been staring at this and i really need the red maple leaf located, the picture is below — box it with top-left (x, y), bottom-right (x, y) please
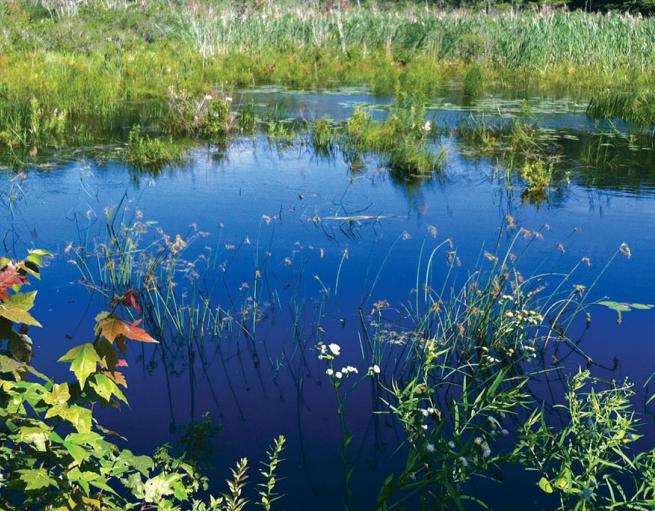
top-left (0, 266), bottom-right (25, 300)
top-left (121, 289), bottom-right (141, 314)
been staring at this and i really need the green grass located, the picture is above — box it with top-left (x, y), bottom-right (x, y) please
top-left (587, 89), bottom-right (655, 126)
top-left (1, 0), bottom-right (655, 160)
top-left (126, 125), bottom-right (186, 170)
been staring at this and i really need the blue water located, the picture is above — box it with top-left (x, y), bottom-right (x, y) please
top-left (2, 91), bottom-right (655, 510)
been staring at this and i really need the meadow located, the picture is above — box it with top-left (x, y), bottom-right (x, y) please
top-left (2, 2), bottom-right (655, 511)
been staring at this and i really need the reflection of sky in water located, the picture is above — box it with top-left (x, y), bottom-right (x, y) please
top-left (1, 96), bottom-right (655, 510)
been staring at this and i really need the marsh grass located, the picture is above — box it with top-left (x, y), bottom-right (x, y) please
top-left (459, 115), bottom-right (564, 197)
top-left (587, 89), bottom-right (655, 127)
top-left (126, 125), bottom-right (186, 170)
top-left (2, 2), bottom-right (655, 162)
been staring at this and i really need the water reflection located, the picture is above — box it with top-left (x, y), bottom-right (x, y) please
top-left (1, 91), bottom-right (655, 510)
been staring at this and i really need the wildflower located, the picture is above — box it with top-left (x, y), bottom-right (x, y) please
top-left (422, 120), bottom-right (432, 133)
top-left (328, 343), bottom-right (341, 356)
top-left (335, 371), bottom-right (343, 379)
top-left (426, 443), bottom-right (435, 453)
top-left (343, 365), bottom-right (358, 374)
top-left (326, 368), bottom-right (334, 376)
top-left (367, 364), bottom-right (381, 376)
top-left (448, 441), bottom-right (455, 449)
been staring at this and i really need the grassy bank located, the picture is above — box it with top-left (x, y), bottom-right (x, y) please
top-left (1, 1), bottom-right (655, 161)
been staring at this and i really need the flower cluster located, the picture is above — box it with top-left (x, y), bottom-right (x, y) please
top-left (326, 365), bottom-right (358, 379)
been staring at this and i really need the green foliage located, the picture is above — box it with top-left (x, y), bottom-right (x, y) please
top-left (311, 117), bottom-right (338, 156)
top-left (343, 97), bottom-right (446, 176)
top-left (463, 63), bottom-right (484, 101)
top-left (2, 2), bottom-right (655, 164)
top-left (126, 124), bottom-right (185, 170)
top-left (460, 115), bottom-right (563, 201)
top-left (588, 89), bottom-right (655, 127)
top-left (514, 370), bottom-right (655, 510)
top-left (0, 251), bottom-right (287, 510)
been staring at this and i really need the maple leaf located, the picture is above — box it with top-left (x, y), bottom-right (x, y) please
top-left (122, 289), bottom-right (141, 314)
top-left (0, 266), bottom-right (25, 300)
top-left (59, 343), bottom-right (101, 389)
top-left (96, 313), bottom-right (157, 343)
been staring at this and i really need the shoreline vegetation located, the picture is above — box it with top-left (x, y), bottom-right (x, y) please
top-left (2, 1), bottom-right (655, 163)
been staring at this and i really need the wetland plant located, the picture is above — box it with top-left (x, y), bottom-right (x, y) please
top-left (587, 89), bottom-right (655, 127)
top-left (463, 63), bottom-right (484, 102)
top-left (126, 124), bottom-right (186, 170)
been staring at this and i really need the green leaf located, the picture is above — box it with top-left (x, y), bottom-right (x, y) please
top-left (4, 291), bottom-right (37, 311)
top-left (43, 383), bottom-right (71, 406)
top-left (91, 373), bottom-right (127, 404)
top-left (538, 477), bottom-right (554, 494)
top-left (0, 353), bottom-right (25, 375)
top-left (18, 426), bottom-right (50, 451)
top-left (17, 468), bottom-right (56, 491)
top-left (59, 405), bottom-right (93, 434)
top-left (0, 302), bottom-right (41, 326)
top-left (59, 343), bottom-right (101, 389)
top-left (598, 300), bottom-right (631, 312)
top-left (64, 441), bottom-right (90, 464)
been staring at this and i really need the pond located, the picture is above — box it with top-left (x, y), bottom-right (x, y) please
top-left (2, 89), bottom-right (655, 510)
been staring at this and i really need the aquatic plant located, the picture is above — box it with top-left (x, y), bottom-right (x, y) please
top-left (514, 370), bottom-right (654, 510)
top-left (126, 124), bottom-right (186, 170)
top-left (2, 2), bottom-right (655, 162)
top-left (342, 98), bottom-right (446, 176)
top-left (463, 63), bottom-right (484, 101)
top-left (587, 89), bottom-right (655, 127)
top-left (459, 114), bottom-right (563, 199)
top-left (310, 117), bottom-right (338, 156)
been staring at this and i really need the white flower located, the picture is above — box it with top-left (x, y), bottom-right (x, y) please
top-left (422, 121), bottom-right (432, 132)
top-left (328, 343), bottom-right (341, 356)
top-left (335, 371), bottom-right (343, 379)
top-left (367, 364), bottom-right (381, 376)
top-left (326, 368), bottom-right (334, 376)
top-left (426, 443), bottom-right (435, 453)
